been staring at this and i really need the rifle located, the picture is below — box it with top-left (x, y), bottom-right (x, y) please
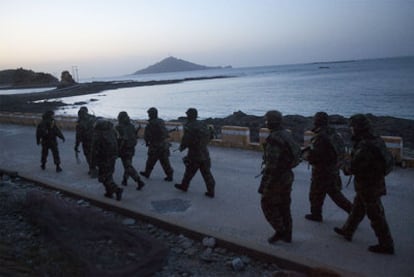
top-left (75, 149), bottom-right (81, 164)
top-left (168, 126), bottom-right (179, 133)
top-left (345, 175), bottom-right (353, 188)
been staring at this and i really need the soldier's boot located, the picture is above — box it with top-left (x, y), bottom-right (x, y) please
top-left (164, 174), bottom-right (173, 182)
top-left (369, 223), bottom-right (394, 254)
top-left (174, 183), bottom-right (188, 192)
top-left (56, 164), bottom-right (62, 173)
top-left (368, 244), bottom-right (394, 255)
top-left (136, 179), bottom-right (145, 190)
top-left (89, 168), bottom-right (98, 178)
top-left (104, 191), bottom-right (113, 199)
top-left (305, 214), bottom-right (323, 222)
top-left (204, 185), bottom-right (215, 198)
top-left (284, 232), bottom-right (292, 243)
top-left (115, 187), bottom-right (123, 201)
top-left (268, 231), bottom-right (291, 244)
top-left (333, 227), bottom-right (353, 241)
top-left (305, 207), bottom-right (323, 222)
top-left (130, 173), bottom-right (145, 190)
top-left (41, 163), bottom-right (46, 170)
top-left (164, 168), bottom-right (174, 182)
top-left (121, 176), bottom-right (128, 186)
top-left (139, 170), bottom-right (150, 179)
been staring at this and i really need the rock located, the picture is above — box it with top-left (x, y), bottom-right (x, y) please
top-left (202, 237), bottom-right (216, 248)
top-left (231, 257), bottom-right (245, 271)
top-left (58, 70), bottom-right (77, 88)
top-left (122, 218), bottom-right (136, 225)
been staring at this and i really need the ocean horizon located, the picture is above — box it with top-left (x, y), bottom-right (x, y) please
top-left (3, 56), bottom-right (414, 121)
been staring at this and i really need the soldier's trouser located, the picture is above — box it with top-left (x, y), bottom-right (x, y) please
top-left (120, 154), bottom-right (141, 182)
top-left (41, 142), bottom-right (60, 165)
top-left (145, 151), bottom-right (173, 177)
top-left (98, 159), bottom-right (118, 193)
top-left (309, 181), bottom-right (352, 215)
top-left (261, 194), bottom-right (292, 236)
top-left (181, 158), bottom-right (215, 193)
top-left (82, 142), bottom-right (94, 170)
top-left (342, 192), bottom-right (394, 247)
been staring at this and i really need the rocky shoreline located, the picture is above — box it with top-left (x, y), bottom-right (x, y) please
top-left (1, 80), bottom-right (413, 150)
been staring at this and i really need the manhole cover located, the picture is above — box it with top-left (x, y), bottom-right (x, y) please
top-left (151, 198), bottom-right (191, 214)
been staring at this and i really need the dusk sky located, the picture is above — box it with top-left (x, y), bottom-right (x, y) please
top-left (1, 0), bottom-right (413, 79)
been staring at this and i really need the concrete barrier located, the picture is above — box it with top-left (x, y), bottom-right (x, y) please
top-left (221, 126), bottom-right (250, 147)
top-left (382, 135), bottom-right (403, 164)
top-left (0, 112), bottom-right (412, 168)
top-left (259, 128), bottom-right (270, 144)
top-left (132, 120), bottom-right (183, 142)
top-left (304, 131), bottom-right (314, 147)
top-left (303, 130), bottom-right (405, 166)
top-left (165, 122), bottom-right (183, 142)
top-left (134, 120), bottom-right (148, 138)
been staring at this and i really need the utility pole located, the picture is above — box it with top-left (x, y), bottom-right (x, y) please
top-left (71, 66), bottom-right (79, 82)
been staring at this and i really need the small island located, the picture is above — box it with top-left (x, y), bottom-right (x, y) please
top-left (133, 56), bottom-right (231, 74)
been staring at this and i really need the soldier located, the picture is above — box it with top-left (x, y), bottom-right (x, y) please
top-left (91, 118), bottom-right (123, 201)
top-left (140, 107), bottom-right (174, 181)
top-left (259, 110), bottom-right (301, 244)
top-left (115, 111), bottom-right (145, 190)
top-left (302, 112), bottom-right (352, 222)
top-left (175, 108), bottom-right (215, 198)
top-left (74, 106), bottom-right (97, 177)
top-left (36, 110), bottom-right (65, 172)
top-left (334, 114), bottom-right (394, 254)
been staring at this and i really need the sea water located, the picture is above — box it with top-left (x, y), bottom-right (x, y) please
top-left (7, 56), bottom-right (414, 120)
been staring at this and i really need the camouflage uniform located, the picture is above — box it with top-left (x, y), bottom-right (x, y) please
top-left (116, 111), bottom-right (145, 190)
top-left (304, 112), bottom-right (352, 222)
top-left (140, 107), bottom-right (173, 181)
top-left (260, 110), bottom-right (299, 243)
top-left (334, 114), bottom-right (394, 254)
top-left (91, 119), bottom-right (123, 201)
top-left (36, 110), bottom-right (65, 172)
top-left (74, 107), bottom-right (97, 176)
top-left (175, 108), bottom-right (215, 198)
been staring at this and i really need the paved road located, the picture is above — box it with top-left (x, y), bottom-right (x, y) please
top-left (1, 123), bottom-right (413, 276)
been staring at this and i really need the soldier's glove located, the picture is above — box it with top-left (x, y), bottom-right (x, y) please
top-left (61, 137), bottom-right (65, 143)
top-left (74, 145), bottom-right (79, 152)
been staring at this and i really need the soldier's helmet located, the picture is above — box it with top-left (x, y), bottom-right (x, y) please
top-left (349, 114), bottom-right (371, 132)
top-left (147, 107), bottom-right (158, 119)
top-left (117, 111), bottom-right (130, 124)
top-left (186, 108), bottom-right (198, 120)
top-left (78, 106), bottom-right (88, 118)
top-left (42, 110), bottom-right (54, 120)
top-left (314, 111), bottom-right (329, 127)
top-left (94, 118), bottom-right (113, 131)
top-left (265, 110), bottom-right (282, 129)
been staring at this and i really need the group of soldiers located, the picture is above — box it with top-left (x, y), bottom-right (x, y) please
top-left (35, 107), bottom-right (394, 255)
top-left (36, 106), bottom-right (216, 201)
top-left (260, 110), bottom-right (394, 255)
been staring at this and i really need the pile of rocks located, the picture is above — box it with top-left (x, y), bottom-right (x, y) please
top-left (0, 175), bottom-right (304, 277)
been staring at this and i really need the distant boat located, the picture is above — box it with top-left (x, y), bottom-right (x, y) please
top-left (319, 66), bottom-right (330, 69)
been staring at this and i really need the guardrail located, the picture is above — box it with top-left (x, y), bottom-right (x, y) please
top-left (0, 112), bottom-right (411, 167)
